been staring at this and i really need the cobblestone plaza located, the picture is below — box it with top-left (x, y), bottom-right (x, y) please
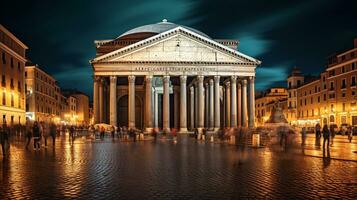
top-left (0, 134), bottom-right (356, 199)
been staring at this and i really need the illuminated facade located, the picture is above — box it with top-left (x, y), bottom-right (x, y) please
top-left (25, 64), bottom-right (62, 123)
top-left (62, 90), bottom-right (90, 125)
top-left (91, 20), bottom-right (261, 132)
top-left (255, 88), bottom-right (287, 126)
top-left (0, 24), bottom-right (28, 125)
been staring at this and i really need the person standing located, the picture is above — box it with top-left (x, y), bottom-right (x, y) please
top-left (25, 118), bottom-right (32, 149)
top-left (100, 126), bottom-right (105, 140)
top-left (110, 125), bottom-right (115, 139)
top-left (322, 124), bottom-right (330, 150)
top-left (69, 125), bottom-right (75, 144)
top-left (301, 127), bottom-right (307, 146)
top-left (50, 122), bottom-right (57, 146)
top-left (42, 121), bottom-right (49, 147)
top-left (32, 121), bottom-right (41, 150)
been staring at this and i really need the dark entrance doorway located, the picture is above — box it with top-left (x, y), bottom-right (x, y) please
top-left (117, 95), bottom-right (143, 129)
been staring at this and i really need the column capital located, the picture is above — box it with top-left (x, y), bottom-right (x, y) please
top-left (214, 75), bottom-right (220, 82)
top-left (180, 75), bottom-right (187, 83)
top-left (163, 75), bottom-right (170, 84)
top-left (209, 79), bottom-right (214, 85)
top-left (110, 76), bottom-right (117, 83)
top-left (231, 75), bottom-right (237, 83)
top-left (94, 76), bottom-right (101, 82)
top-left (249, 76), bottom-right (255, 82)
top-left (242, 79), bottom-right (247, 86)
top-left (190, 86), bottom-right (194, 93)
top-left (128, 75), bottom-right (136, 83)
top-left (145, 75), bottom-right (153, 82)
top-left (225, 81), bottom-right (230, 87)
top-left (197, 75), bottom-right (204, 82)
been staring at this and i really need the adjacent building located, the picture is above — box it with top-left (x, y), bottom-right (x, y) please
top-left (25, 64), bottom-right (62, 123)
top-left (257, 38), bottom-right (357, 127)
top-left (0, 25), bottom-right (28, 125)
top-left (62, 89), bottom-right (90, 125)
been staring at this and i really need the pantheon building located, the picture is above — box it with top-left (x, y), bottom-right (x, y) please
top-left (90, 20), bottom-right (261, 133)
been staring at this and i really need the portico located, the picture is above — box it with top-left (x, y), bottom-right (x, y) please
top-left (91, 20), bottom-right (261, 133)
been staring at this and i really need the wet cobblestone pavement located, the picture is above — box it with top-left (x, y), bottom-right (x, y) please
top-left (0, 134), bottom-right (356, 199)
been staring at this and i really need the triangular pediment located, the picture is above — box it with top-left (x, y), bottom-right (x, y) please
top-left (91, 26), bottom-right (261, 65)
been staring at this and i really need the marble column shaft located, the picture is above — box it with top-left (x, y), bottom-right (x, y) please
top-left (205, 83), bottom-right (209, 128)
top-left (248, 77), bottom-right (255, 128)
top-left (225, 82), bottom-right (231, 128)
top-left (145, 76), bottom-right (153, 131)
top-left (214, 76), bottom-right (220, 130)
top-left (180, 76), bottom-right (187, 132)
top-left (231, 76), bottom-right (237, 128)
top-left (163, 75), bottom-right (170, 132)
top-left (128, 75), bottom-right (136, 129)
top-left (190, 86), bottom-right (195, 130)
top-left (237, 81), bottom-right (242, 127)
top-left (197, 75), bottom-right (204, 129)
top-left (109, 76), bottom-right (117, 126)
top-left (209, 79), bottom-right (214, 129)
top-left (93, 76), bottom-right (100, 124)
top-left (99, 78), bottom-right (104, 123)
top-left (242, 79), bottom-right (248, 127)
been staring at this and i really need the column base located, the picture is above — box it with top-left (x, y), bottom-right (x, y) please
top-left (179, 128), bottom-right (188, 133)
top-left (163, 128), bottom-right (171, 134)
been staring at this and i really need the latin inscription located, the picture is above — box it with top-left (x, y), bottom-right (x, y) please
top-left (134, 66), bottom-right (216, 72)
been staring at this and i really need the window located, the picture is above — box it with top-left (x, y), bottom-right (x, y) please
top-left (352, 91), bottom-right (356, 96)
top-left (352, 76), bottom-right (356, 86)
top-left (318, 96), bottom-right (320, 102)
top-left (288, 82), bottom-right (291, 88)
top-left (341, 55), bottom-right (345, 61)
top-left (17, 62), bottom-right (21, 72)
top-left (341, 79), bottom-right (346, 89)
top-left (297, 80), bottom-right (301, 86)
top-left (18, 81), bottom-right (21, 92)
top-left (323, 84), bottom-right (326, 90)
top-left (342, 92), bottom-right (346, 97)
top-left (342, 66), bottom-right (345, 73)
top-left (331, 104), bottom-right (334, 112)
top-left (311, 97), bottom-right (313, 104)
top-left (330, 82), bottom-right (334, 90)
top-left (342, 103), bottom-right (346, 112)
top-left (324, 94), bottom-right (326, 101)
top-left (25, 71), bottom-right (27, 77)
top-left (304, 99), bottom-right (307, 105)
top-left (329, 70), bottom-right (335, 77)
top-left (10, 57), bottom-right (14, 68)
top-left (352, 62), bottom-right (356, 70)
top-left (10, 78), bottom-right (14, 89)
top-left (1, 52), bottom-right (5, 64)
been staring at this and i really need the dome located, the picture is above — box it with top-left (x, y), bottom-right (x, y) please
top-left (117, 19), bottom-right (210, 39)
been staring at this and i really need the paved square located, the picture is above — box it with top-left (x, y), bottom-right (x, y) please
top-left (0, 134), bottom-right (356, 199)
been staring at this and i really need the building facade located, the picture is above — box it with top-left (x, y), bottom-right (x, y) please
top-left (91, 20), bottom-right (261, 132)
top-left (25, 64), bottom-right (62, 123)
top-left (62, 90), bottom-right (90, 125)
top-left (0, 24), bottom-right (28, 125)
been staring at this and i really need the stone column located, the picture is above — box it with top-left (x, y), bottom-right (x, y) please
top-left (225, 81), bottom-right (231, 128)
top-left (99, 78), bottom-right (104, 123)
top-left (145, 75), bottom-right (153, 132)
top-left (180, 76), bottom-right (187, 133)
top-left (128, 75), bottom-right (136, 129)
top-left (242, 79), bottom-right (248, 127)
top-left (197, 75), bottom-right (204, 131)
top-left (209, 79), bottom-right (214, 129)
top-left (248, 77), bottom-right (255, 128)
top-left (109, 76), bottom-right (117, 126)
top-left (205, 83), bottom-right (209, 128)
top-left (174, 87), bottom-right (179, 129)
top-left (214, 76), bottom-right (220, 130)
top-left (93, 76), bottom-right (100, 124)
top-left (230, 76), bottom-right (237, 128)
top-left (163, 75), bottom-right (170, 133)
top-left (194, 83), bottom-right (198, 128)
top-left (154, 89), bottom-right (159, 129)
top-left (190, 86), bottom-right (194, 130)
top-left (237, 81), bottom-right (242, 127)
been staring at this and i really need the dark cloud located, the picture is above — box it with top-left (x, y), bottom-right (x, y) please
top-left (1, 0), bottom-right (356, 98)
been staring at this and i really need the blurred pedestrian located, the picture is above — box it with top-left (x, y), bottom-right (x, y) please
top-left (1, 120), bottom-right (10, 156)
top-left (347, 126), bottom-right (353, 143)
top-left (315, 123), bottom-right (321, 138)
top-left (329, 124), bottom-right (335, 146)
top-left (25, 118), bottom-right (32, 149)
top-left (322, 125), bottom-right (330, 150)
top-left (32, 121), bottom-right (41, 150)
top-left (50, 122), bottom-right (57, 146)
top-left (100, 126), bottom-right (105, 140)
top-left (301, 127), bottom-right (307, 146)
top-left (69, 125), bottom-right (75, 144)
top-left (110, 125), bottom-right (115, 139)
top-left (42, 121), bottom-right (49, 147)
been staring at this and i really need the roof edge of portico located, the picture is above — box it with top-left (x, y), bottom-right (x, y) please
top-left (90, 26), bottom-right (262, 65)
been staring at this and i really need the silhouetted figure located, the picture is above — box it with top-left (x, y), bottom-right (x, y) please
top-left (110, 125), bottom-right (115, 139)
top-left (100, 126), bottom-right (105, 140)
top-left (315, 123), bottom-right (321, 138)
top-left (50, 122), bottom-right (57, 146)
top-left (322, 125), bottom-right (330, 150)
top-left (69, 126), bottom-right (75, 144)
top-left (301, 127), bottom-right (307, 146)
top-left (32, 121), bottom-right (41, 150)
top-left (42, 121), bottom-right (49, 147)
top-left (329, 124), bottom-right (335, 146)
top-left (1, 121), bottom-right (10, 156)
top-left (25, 118), bottom-right (32, 149)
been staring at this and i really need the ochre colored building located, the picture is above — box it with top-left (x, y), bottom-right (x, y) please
top-left (0, 24), bottom-right (28, 125)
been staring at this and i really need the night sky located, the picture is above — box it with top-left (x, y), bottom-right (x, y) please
top-left (1, 0), bottom-right (356, 99)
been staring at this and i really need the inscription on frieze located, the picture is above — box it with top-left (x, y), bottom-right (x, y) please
top-left (134, 66), bottom-right (216, 72)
